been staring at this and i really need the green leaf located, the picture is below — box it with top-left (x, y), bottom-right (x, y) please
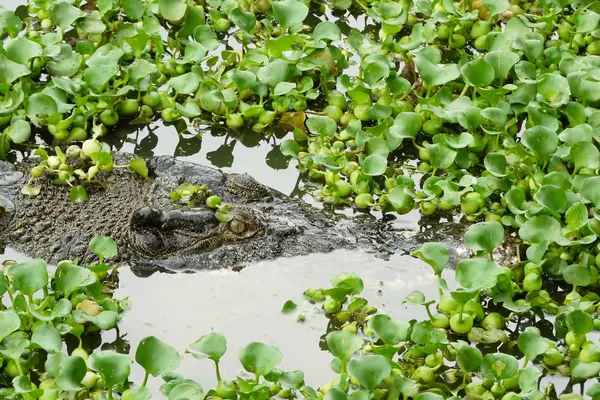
top-left (347, 355), bottom-right (391, 392)
top-left (581, 176), bottom-right (600, 207)
top-left (70, 185), bottom-right (88, 204)
top-left (367, 314), bottom-right (409, 345)
top-left (51, 2), bottom-right (86, 31)
top-left (482, 0), bottom-right (510, 15)
top-left (519, 215), bottom-right (561, 244)
top-left (572, 361), bottom-right (600, 381)
top-left (456, 345), bottom-right (483, 372)
top-left (230, 8), bottom-right (256, 33)
top-left (314, 21), bottom-right (341, 43)
top-left (461, 58), bottom-right (495, 87)
top-left (410, 321), bottom-right (447, 345)
top-left (465, 221), bottom-right (504, 255)
top-left (129, 158), bottom-right (149, 178)
top-left (280, 139), bottom-right (300, 158)
top-left (72, 310), bottom-right (119, 330)
top-left (127, 59), bottom-right (158, 83)
top-left (239, 342), bottom-right (282, 377)
top-left (534, 185), bottom-right (567, 212)
top-left (47, 52), bottom-right (83, 77)
top-left (537, 73), bottom-right (570, 107)
top-left (0, 10), bottom-right (23, 37)
top-left (484, 51), bottom-right (520, 82)
top-left (88, 350), bottom-right (132, 388)
top-left (0, 55), bottom-right (31, 84)
top-left (89, 236), bottom-right (118, 259)
top-left (517, 327), bottom-right (549, 360)
top-left (362, 154), bottom-right (387, 176)
top-left (31, 325), bottom-right (62, 353)
top-left (184, 42), bottom-right (206, 64)
top-left (54, 261), bottom-right (96, 298)
top-left (170, 72), bottom-right (201, 94)
top-left (414, 49), bottom-right (460, 87)
top-left (484, 152), bottom-right (507, 177)
top-left (563, 264), bottom-right (594, 287)
top-left (480, 353), bottom-right (518, 381)
top-left (281, 300), bottom-right (297, 314)
top-left (274, 82), bottom-right (297, 96)
top-left (427, 143), bottom-right (457, 169)
top-left (522, 125), bottom-right (558, 165)
top-left (86, 44), bottom-right (125, 67)
top-left (26, 93), bottom-right (58, 117)
top-left (307, 115), bottom-right (336, 136)
top-left (122, 387), bottom-right (152, 400)
top-left (258, 59), bottom-right (289, 88)
top-left (231, 70), bottom-right (257, 92)
top-left (136, 336), bottom-right (181, 377)
top-left (5, 38), bottom-right (42, 65)
top-left (5, 259), bottom-right (48, 296)
top-left (411, 242), bottom-right (449, 276)
top-left (456, 258), bottom-right (504, 289)
top-left (389, 112), bottom-right (421, 139)
top-left (331, 272), bottom-right (364, 294)
top-left (159, 0), bottom-right (187, 22)
top-left (566, 310), bottom-right (594, 335)
top-left (326, 331), bottom-right (363, 362)
top-left (0, 311), bottom-right (21, 342)
top-left (46, 354), bottom-right (87, 391)
top-left (4, 120), bottom-right (31, 144)
top-left (571, 141), bottom-right (600, 172)
top-left (271, 0), bottom-right (309, 30)
top-left (189, 332), bottom-right (227, 360)
top-left (363, 61), bottom-right (389, 87)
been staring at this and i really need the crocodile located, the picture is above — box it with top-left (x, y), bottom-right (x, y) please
top-left (0, 152), bottom-right (518, 277)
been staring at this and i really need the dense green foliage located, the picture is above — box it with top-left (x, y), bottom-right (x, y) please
top-left (3, 0), bottom-right (600, 398)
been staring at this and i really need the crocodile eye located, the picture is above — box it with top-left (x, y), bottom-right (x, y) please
top-left (230, 219), bottom-right (246, 234)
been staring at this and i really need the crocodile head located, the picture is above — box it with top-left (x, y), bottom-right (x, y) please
top-left (128, 205), bottom-right (264, 259)
top-left (119, 155), bottom-right (352, 276)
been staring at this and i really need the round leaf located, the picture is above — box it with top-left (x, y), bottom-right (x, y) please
top-left (347, 355), bottom-right (391, 392)
top-left (89, 236), bottom-right (118, 259)
top-left (456, 258), bottom-right (503, 289)
top-left (361, 154), bottom-right (387, 176)
top-left (516, 327), bottom-right (549, 360)
top-left (519, 215), bottom-right (561, 244)
top-left (465, 221), bottom-right (504, 255)
top-left (326, 331), bottom-right (363, 362)
top-left (239, 342), bottom-right (282, 376)
top-left (411, 242), bottom-right (449, 276)
top-left (31, 325), bottom-right (62, 353)
top-left (461, 58), bottom-right (495, 87)
top-left (367, 314), bottom-right (409, 345)
top-left (5, 259), bottom-right (48, 296)
top-left (136, 336), bottom-right (181, 377)
top-left (480, 353), bottom-right (518, 381)
top-left (189, 332), bottom-right (227, 360)
top-left (88, 350), bottom-right (132, 388)
top-left (4, 120), bottom-right (31, 144)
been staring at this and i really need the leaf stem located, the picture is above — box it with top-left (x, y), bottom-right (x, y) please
top-left (142, 371), bottom-right (149, 387)
top-left (214, 360), bottom-right (222, 382)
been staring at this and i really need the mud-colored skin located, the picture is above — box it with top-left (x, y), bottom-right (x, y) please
top-left (0, 153), bottom-right (517, 276)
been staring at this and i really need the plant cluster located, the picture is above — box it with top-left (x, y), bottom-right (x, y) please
top-left (0, 229), bottom-right (599, 399)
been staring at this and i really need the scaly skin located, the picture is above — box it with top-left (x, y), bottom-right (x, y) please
top-left (0, 153), bottom-right (518, 276)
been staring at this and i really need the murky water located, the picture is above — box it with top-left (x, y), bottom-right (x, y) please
top-left (2, 246), bottom-right (441, 393)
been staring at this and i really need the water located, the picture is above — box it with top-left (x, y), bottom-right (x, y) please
top-left (2, 246), bottom-right (441, 393)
